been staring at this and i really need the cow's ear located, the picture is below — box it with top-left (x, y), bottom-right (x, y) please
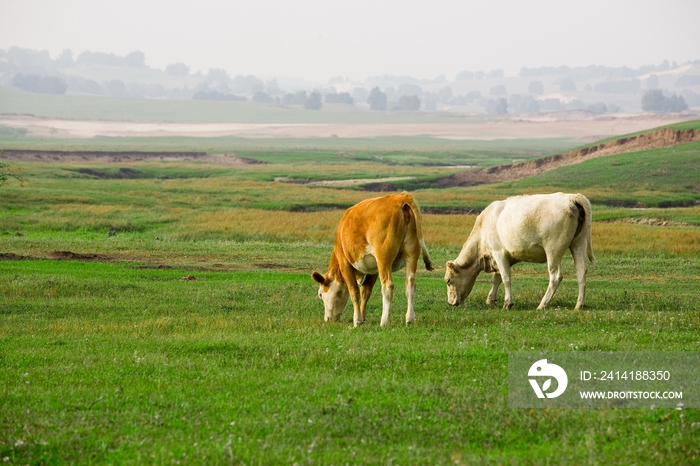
top-left (446, 261), bottom-right (458, 273)
top-left (312, 271), bottom-right (327, 285)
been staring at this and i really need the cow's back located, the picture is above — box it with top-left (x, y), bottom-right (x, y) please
top-left (336, 193), bottom-right (415, 266)
top-left (493, 193), bottom-right (581, 261)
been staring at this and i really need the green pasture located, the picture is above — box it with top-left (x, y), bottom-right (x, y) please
top-left (1, 126), bottom-right (700, 464)
top-left (0, 85), bottom-right (485, 124)
top-left (0, 133), bottom-right (577, 169)
top-left (1, 246), bottom-right (699, 465)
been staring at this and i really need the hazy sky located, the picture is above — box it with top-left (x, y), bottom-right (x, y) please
top-left (1, 0), bottom-right (698, 82)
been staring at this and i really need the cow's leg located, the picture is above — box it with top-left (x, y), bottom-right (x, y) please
top-left (339, 262), bottom-right (363, 327)
top-left (492, 255), bottom-right (513, 309)
top-left (486, 272), bottom-right (502, 305)
top-left (379, 276), bottom-right (394, 327)
top-left (376, 262), bottom-right (395, 327)
top-left (359, 274), bottom-right (378, 324)
top-left (538, 253), bottom-right (564, 310)
top-left (570, 243), bottom-right (588, 310)
top-left (404, 256), bottom-right (419, 325)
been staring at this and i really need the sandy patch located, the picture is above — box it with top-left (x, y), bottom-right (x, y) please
top-left (0, 113), bottom-right (695, 141)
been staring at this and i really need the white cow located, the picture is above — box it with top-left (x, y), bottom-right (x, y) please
top-left (445, 193), bottom-right (594, 310)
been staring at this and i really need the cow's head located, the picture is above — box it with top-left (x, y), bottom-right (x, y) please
top-left (444, 261), bottom-right (479, 306)
top-left (312, 271), bottom-right (349, 322)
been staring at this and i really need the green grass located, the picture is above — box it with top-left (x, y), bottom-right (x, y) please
top-left (2, 128), bottom-right (700, 463)
top-left (1, 251), bottom-right (699, 464)
top-left (486, 139), bottom-right (700, 208)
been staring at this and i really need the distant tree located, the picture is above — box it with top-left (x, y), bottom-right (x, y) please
top-left (0, 126), bottom-right (28, 137)
top-left (124, 51), bottom-right (146, 67)
top-left (456, 70), bottom-right (474, 80)
top-left (665, 94), bottom-right (688, 112)
top-left (509, 94), bottom-right (523, 111)
top-left (398, 95), bottom-right (420, 111)
top-left (437, 86), bottom-right (453, 103)
top-left (397, 83), bottom-right (423, 98)
top-left (56, 49), bottom-right (74, 68)
top-left (165, 62), bottom-right (190, 76)
top-left (231, 74), bottom-right (264, 93)
top-left (192, 90), bottom-right (246, 101)
top-left (485, 98), bottom-right (507, 115)
top-left (290, 90), bottom-right (308, 105)
top-left (465, 90), bottom-right (481, 102)
top-left (11, 74), bottom-right (67, 94)
top-left (304, 91), bottom-right (323, 110)
top-left (105, 80), bottom-right (126, 97)
top-left (474, 71), bottom-right (485, 80)
top-left (206, 68), bottom-right (230, 84)
top-left (518, 95), bottom-right (540, 113)
top-left (325, 92), bottom-right (354, 105)
top-left (586, 102), bottom-right (607, 113)
top-left (567, 99), bottom-right (585, 110)
top-left (487, 69), bottom-right (504, 79)
top-left (558, 77), bottom-right (577, 91)
top-left (423, 94), bottom-right (437, 111)
top-left (495, 98), bottom-right (508, 115)
top-left (352, 87), bottom-right (369, 104)
top-left (367, 87), bottom-right (388, 110)
top-left (265, 79), bottom-right (282, 95)
top-left (489, 84), bottom-right (506, 96)
top-left (646, 74), bottom-right (659, 90)
top-left (540, 98), bottom-right (562, 112)
top-left (528, 81), bottom-right (544, 95)
top-left (641, 89), bottom-right (666, 111)
top-left (253, 91), bottom-right (273, 103)
top-left (83, 79), bottom-right (105, 95)
top-left (5, 46), bottom-right (52, 68)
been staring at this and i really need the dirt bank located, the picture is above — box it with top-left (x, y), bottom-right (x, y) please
top-left (431, 128), bottom-right (700, 188)
top-left (0, 149), bottom-right (264, 165)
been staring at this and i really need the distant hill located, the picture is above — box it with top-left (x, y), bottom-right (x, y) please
top-left (1, 46), bottom-right (699, 115)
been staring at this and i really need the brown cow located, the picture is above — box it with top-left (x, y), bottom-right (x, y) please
top-left (312, 192), bottom-right (434, 327)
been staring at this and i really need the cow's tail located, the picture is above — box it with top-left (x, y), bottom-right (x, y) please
top-left (572, 193), bottom-right (595, 263)
top-left (402, 193), bottom-right (435, 271)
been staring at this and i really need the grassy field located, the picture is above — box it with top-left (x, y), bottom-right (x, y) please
top-left (1, 128), bottom-right (700, 464)
top-left (0, 85), bottom-right (495, 124)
